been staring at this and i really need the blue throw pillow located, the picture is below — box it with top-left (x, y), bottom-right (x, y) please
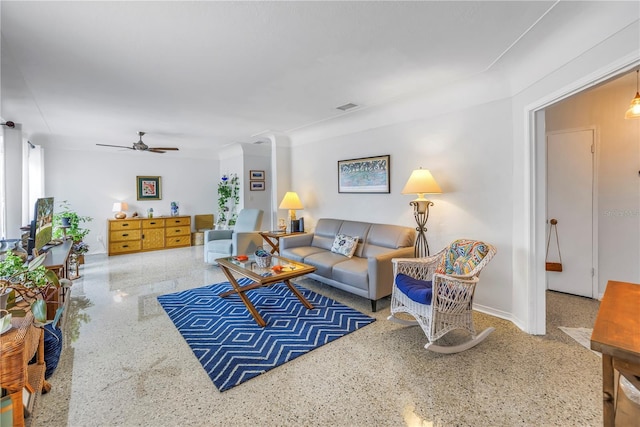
top-left (395, 273), bottom-right (433, 305)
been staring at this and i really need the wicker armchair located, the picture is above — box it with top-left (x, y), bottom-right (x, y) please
top-left (387, 239), bottom-right (497, 354)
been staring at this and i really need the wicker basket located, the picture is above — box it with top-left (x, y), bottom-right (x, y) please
top-left (254, 246), bottom-right (272, 268)
top-left (255, 253), bottom-right (272, 268)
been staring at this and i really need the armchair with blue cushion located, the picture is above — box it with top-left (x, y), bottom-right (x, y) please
top-left (387, 239), bottom-right (497, 353)
top-left (204, 209), bottom-right (264, 264)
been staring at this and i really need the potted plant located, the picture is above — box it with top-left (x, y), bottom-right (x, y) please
top-left (53, 200), bottom-right (93, 243)
top-left (217, 174), bottom-right (240, 227)
top-left (0, 250), bottom-right (61, 324)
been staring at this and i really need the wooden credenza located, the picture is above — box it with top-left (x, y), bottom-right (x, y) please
top-left (108, 216), bottom-right (192, 255)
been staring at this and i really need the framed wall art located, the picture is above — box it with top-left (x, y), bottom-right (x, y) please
top-left (137, 176), bottom-right (162, 200)
top-left (250, 170), bottom-right (265, 180)
top-left (337, 155), bottom-right (390, 193)
top-left (250, 181), bottom-right (265, 191)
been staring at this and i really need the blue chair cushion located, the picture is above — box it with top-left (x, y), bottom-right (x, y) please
top-left (395, 273), bottom-right (433, 305)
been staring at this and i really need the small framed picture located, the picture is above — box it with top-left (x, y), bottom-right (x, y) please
top-left (250, 170), bottom-right (265, 180)
top-left (250, 181), bottom-right (265, 191)
top-left (137, 176), bottom-right (162, 200)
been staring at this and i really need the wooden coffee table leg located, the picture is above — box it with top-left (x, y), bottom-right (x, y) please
top-left (219, 266), bottom-right (266, 327)
top-left (283, 279), bottom-right (313, 309)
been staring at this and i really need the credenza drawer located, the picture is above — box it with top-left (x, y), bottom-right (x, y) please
top-left (110, 230), bottom-right (142, 242)
top-left (166, 226), bottom-right (190, 237)
top-left (142, 218), bottom-right (165, 229)
top-left (109, 241), bottom-right (142, 254)
top-left (166, 236), bottom-right (191, 247)
top-left (110, 220), bottom-right (141, 231)
top-left (166, 217), bottom-right (191, 227)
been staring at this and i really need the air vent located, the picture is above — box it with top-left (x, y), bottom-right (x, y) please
top-left (336, 103), bottom-right (358, 111)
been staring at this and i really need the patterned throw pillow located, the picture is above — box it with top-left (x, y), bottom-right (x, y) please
top-left (330, 234), bottom-right (359, 258)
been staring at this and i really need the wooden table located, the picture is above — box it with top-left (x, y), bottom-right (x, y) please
top-left (0, 312), bottom-right (45, 427)
top-left (259, 231), bottom-right (304, 254)
top-left (590, 280), bottom-right (640, 426)
top-left (42, 239), bottom-right (73, 279)
top-left (216, 255), bottom-right (316, 327)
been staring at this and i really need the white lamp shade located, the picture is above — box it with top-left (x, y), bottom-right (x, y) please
top-left (401, 169), bottom-right (442, 197)
top-left (279, 192), bottom-right (304, 210)
top-left (112, 202), bottom-right (129, 212)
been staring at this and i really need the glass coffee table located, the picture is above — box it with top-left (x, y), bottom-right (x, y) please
top-left (215, 255), bottom-right (317, 327)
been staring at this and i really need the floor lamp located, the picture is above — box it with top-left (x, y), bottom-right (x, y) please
top-left (401, 168), bottom-right (442, 257)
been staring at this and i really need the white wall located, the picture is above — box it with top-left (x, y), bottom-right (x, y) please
top-left (44, 149), bottom-right (218, 254)
top-left (288, 99), bottom-right (515, 316)
top-left (546, 78), bottom-right (640, 294)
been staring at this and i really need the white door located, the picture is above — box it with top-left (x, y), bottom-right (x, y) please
top-left (546, 129), bottom-right (595, 298)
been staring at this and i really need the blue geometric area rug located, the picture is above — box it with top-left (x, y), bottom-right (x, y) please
top-left (157, 279), bottom-right (375, 392)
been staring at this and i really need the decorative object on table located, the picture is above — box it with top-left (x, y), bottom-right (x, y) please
top-left (147, 208), bottom-right (154, 218)
top-left (112, 202), bottom-right (128, 219)
top-left (254, 246), bottom-right (272, 268)
top-left (250, 181), bottom-right (265, 191)
top-left (195, 214), bottom-right (214, 231)
top-left (545, 218), bottom-right (563, 272)
top-left (388, 239), bottom-right (497, 353)
top-left (136, 175), bottom-right (162, 200)
top-left (0, 239), bottom-right (28, 262)
top-left (279, 192), bottom-right (304, 232)
top-left (278, 218), bottom-right (286, 232)
top-left (249, 170), bottom-right (265, 180)
top-left (401, 168), bottom-right (442, 257)
top-left (217, 174), bottom-right (240, 227)
top-left (157, 279), bottom-right (375, 392)
top-left (625, 69), bottom-right (640, 119)
top-left (170, 201), bottom-right (179, 217)
top-left (337, 154), bottom-right (390, 193)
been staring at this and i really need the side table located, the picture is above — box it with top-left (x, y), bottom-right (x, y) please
top-left (259, 231), bottom-right (305, 255)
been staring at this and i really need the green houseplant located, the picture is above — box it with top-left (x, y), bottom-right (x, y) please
top-left (53, 200), bottom-right (93, 244)
top-left (217, 174), bottom-right (240, 226)
top-left (0, 250), bottom-right (61, 323)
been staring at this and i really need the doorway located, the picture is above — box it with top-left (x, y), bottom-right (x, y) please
top-left (546, 129), bottom-right (597, 298)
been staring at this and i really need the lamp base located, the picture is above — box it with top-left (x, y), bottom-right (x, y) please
top-left (409, 200), bottom-right (433, 257)
top-left (114, 212), bottom-right (126, 219)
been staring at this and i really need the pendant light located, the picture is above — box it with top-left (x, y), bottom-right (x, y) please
top-left (625, 70), bottom-right (640, 119)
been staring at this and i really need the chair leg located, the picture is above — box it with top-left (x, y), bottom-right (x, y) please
top-left (424, 327), bottom-right (495, 354)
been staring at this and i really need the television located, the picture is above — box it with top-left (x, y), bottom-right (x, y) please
top-left (27, 197), bottom-right (54, 255)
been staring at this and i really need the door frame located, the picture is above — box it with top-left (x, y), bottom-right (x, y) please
top-left (545, 127), bottom-right (599, 299)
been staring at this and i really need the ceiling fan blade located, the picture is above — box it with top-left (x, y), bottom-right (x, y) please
top-left (150, 147), bottom-right (179, 151)
top-left (96, 144), bottom-right (135, 150)
top-left (148, 149), bottom-right (166, 153)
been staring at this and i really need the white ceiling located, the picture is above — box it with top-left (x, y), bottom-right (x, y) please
top-left (0, 1), bottom-right (635, 157)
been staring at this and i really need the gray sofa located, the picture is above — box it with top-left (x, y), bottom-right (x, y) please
top-left (279, 218), bottom-right (415, 311)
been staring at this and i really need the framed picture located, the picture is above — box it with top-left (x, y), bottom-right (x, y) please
top-left (250, 181), bottom-right (265, 191)
top-left (137, 176), bottom-right (162, 200)
top-left (338, 155), bottom-right (390, 193)
top-left (250, 170), bottom-right (265, 180)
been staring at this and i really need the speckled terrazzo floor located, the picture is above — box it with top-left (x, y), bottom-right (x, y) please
top-left (30, 246), bottom-right (606, 427)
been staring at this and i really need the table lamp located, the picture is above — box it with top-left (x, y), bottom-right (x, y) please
top-left (401, 168), bottom-right (442, 257)
top-left (112, 202), bottom-right (129, 219)
top-left (279, 192), bottom-right (304, 231)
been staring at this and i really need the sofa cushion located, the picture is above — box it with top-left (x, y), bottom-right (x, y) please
top-left (311, 219), bottom-right (344, 250)
top-left (331, 257), bottom-right (369, 291)
top-left (330, 234), bottom-right (359, 258)
top-left (280, 246), bottom-right (325, 263)
top-left (303, 251), bottom-right (350, 278)
top-left (436, 239), bottom-right (490, 275)
top-left (395, 273), bottom-right (433, 305)
top-left (362, 224), bottom-right (415, 257)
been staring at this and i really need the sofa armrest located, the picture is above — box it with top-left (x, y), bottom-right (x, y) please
top-left (204, 229), bottom-right (233, 242)
top-left (233, 232), bottom-right (263, 256)
top-left (367, 246), bottom-right (415, 300)
top-left (280, 233), bottom-right (314, 250)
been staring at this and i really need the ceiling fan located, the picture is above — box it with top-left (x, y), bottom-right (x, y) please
top-left (96, 131), bottom-right (179, 153)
